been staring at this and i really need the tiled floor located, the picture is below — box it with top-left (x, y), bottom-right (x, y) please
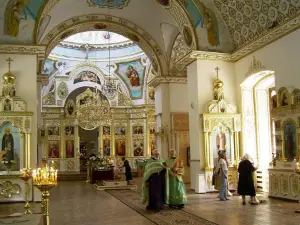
top-left (1, 180), bottom-right (300, 225)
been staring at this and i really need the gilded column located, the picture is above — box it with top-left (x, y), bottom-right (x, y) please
top-left (60, 114), bottom-right (65, 159)
top-left (146, 115), bottom-right (149, 157)
top-left (127, 117), bottom-right (131, 157)
top-left (112, 122), bottom-right (115, 156)
top-left (98, 126), bottom-right (102, 156)
top-left (204, 132), bottom-right (210, 169)
top-left (74, 124), bottom-right (79, 159)
top-left (234, 132), bottom-right (240, 163)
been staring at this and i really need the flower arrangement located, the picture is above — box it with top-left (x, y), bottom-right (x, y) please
top-left (89, 156), bottom-right (112, 170)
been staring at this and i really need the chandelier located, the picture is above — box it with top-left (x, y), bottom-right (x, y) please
top-left (101, 31), bottom-right (117, 99)
top-left (76, 87), bottom-right (111, 130)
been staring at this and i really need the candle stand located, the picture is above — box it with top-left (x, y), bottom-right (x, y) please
top-left (20, 168), bottom-right (33, 215)
top-left (32, 165), bottom-right (58, 225)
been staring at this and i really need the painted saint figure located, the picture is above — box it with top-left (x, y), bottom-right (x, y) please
top-left (2, 128), bottom-right (14, 162)
top-left (285, 127), bottom-right (296, 160)
top-left (216, 127), bottom-right (226, 150)
top-left (66, 141), bottom-right (74, 158)
top-left (126, 65), bottom-right (140, 87)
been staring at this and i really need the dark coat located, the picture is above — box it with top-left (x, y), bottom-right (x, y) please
top-left (237, 159), bottom-right (256, 196)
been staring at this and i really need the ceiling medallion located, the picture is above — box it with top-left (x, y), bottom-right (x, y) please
top-left (87, 0), bottom-right (130, 9)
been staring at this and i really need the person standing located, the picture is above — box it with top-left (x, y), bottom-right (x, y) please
top-left (237, 154), bottom-right (257, 205)
top-left (165, 149), bottom-right (187, 209)
top-left (217, 151), bottom-right (229, 201)
top-left (121, 157), bottom-right (132, 185)
top-left (142, 150), bottom-right (168, 212)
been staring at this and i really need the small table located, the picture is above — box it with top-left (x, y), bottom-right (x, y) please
top-left (90, 169), bottom-right (114, 184)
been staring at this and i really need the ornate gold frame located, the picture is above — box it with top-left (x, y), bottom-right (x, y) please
top-left (281, 119), bottom-right (298, 161)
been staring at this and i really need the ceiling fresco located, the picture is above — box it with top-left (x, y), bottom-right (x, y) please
top-left (87, 0), bottom-right (130, 9)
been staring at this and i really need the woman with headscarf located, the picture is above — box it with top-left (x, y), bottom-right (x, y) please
top-left (237, 154), bottom-right (257, 205)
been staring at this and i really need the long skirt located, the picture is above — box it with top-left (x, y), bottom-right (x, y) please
top-left (219, 170), bottom-right (227, 200)
top-left (147, 169), bottom-right (166, 210)
top-left (169, 175), bottom-right (187, 206)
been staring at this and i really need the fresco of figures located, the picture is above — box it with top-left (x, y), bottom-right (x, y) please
top-left (103, 126), bottom-right (111, 135)
top-left (48, 141), bottom-right (60, 158)
top-left (133, 126), bottom-right (143, 135)
top-left (115, 139), bottom-right (126, 156)
top-left (73, 71), bottom-right (101, 84)
top-left (133, 140), bottom-right (144, 156)
top-left (65, 126), bottom-right (74, 135)
top-left (103, 139), bottom-right (111, 156)
top-left (115, 127), bottom-right (126, 136)
top-left (66, 140), bottom-right (74, 158)
top-left (48, 126), bottom-right (60, 136)
top-left (116, 59), bottom-right (146, 99)
top-left (0, 122), bottom-right (21, 171)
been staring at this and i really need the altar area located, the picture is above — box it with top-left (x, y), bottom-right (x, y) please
top-left (41, 87), bottom-right (155, 182)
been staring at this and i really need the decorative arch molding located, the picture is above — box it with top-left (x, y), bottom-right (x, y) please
top-left (39, 14), bottom-right (167, 76)
top-left (35, 0), bottom-right (197, 50)
top-left (245, 56), bottom-right (267, 78)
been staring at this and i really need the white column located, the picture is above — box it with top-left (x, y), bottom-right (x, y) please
top-left (154, 83), bottom-right (171, 159)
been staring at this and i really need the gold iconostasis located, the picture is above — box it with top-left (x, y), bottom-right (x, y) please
top-left (41, 104), bottom-right (156, 171)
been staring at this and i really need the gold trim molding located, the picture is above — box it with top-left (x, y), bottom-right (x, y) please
top-left (190, 13), bottom-right (300, 62)
top-left (148, 76), bottom-right (187, 88)
top-left (0, 44), bottom-right (46, 57)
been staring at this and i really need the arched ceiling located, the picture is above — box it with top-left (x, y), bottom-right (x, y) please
top-left (0, 0), bottom-right (299, 69)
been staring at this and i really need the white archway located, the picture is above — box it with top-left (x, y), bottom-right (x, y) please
top-left (241, 71), bottom-right (275, 192)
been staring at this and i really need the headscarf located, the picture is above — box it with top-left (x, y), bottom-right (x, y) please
top-left (242, 153), bottom-right (252, 161)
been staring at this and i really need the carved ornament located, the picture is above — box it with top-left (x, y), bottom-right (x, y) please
top-left (0, 181), bottom-right (21, 198)
top-left (148, 76), bottom-right (187, 88)
top-left (245, 56), bottom-right (266, 77)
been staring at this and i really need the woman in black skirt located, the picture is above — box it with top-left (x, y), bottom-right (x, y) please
top-left (237, 154), bottom-right (257, 205)
top-left (122, 157), bottom-right (132, 184)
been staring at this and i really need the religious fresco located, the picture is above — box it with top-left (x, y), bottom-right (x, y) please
top-left (103, 126), bottom-right (110, 135)
top-left (133, 140), bottom-right (143, 156)
top-left (1, 0), bottom-right (46, 44)
top-left (115, 139), bottom-right (126, 156)
top-left (65, 126), bottom-right (74, 135)
top-left (210, 125), bottom-right (231, 166)
top-left (65, 140), bottom-right (74, 158)
top-left (283, 121), bottom-right (297, 161)
top-left (48, 140), bottom-right (60, 158)
top-left (184, 0), bottom-right (220, 47)
top-left (0, 122), bottom-right (20, 171)
top-left (133, 126), bottom-right (143, 135)
top-left (48, 126), bottom-right (59, 136)
top-left (115, 59), bottom-right (146, 99)
top-left (43, 59), bottom-right (56, 75)
top-left (103, 139), bottom-right (110, 156)
top-left (73, 71), bottom-right (101, 85)
top-left (115, 127), bottom-right (126, 136)
top-left (87, 0), bottom-right (130, 9)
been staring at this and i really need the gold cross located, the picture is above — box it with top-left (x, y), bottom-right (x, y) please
top-left (215, 67), bottom-right (220, 79)
top-left (6, 57), bottom-right (13, 71)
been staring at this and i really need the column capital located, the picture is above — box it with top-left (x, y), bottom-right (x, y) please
top-left (148, 76), bottom-right (187, 88)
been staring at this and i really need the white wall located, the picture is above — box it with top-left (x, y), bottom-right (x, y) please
top-left (0, 54), bottom-right (38, 168)
top-left (169, 83), bottom-right (189, 112)
top-left (235, 29), bottom-right (300, 110)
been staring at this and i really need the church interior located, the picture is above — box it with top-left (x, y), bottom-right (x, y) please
top-left (0, 0), bottom-right (300, 224)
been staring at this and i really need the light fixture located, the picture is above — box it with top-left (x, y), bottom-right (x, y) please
top-left (101, 31), bottom-right (117, 99)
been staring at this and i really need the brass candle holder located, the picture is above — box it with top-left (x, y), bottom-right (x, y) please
top-left (32, 165), bottom-right (58, 225)
top-left (20, 168), bottom-right (33, 215)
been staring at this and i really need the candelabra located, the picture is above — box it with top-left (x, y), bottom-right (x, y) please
top-left (20, 168), bottom-right (33, 215)
top-left (32, 165), bottom-right (58, 225)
